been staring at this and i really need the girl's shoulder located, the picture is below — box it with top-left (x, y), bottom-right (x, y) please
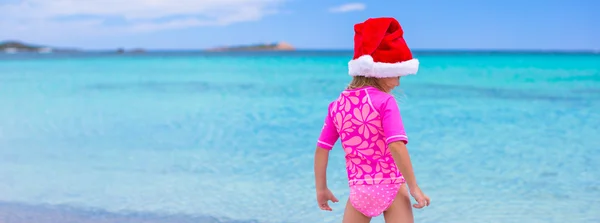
top-left (364, 87), bottom-right (396, 110)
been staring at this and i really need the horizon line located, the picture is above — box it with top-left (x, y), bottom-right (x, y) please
top-left (77, 48), bottom-right (600, 53)
top-left (2, 40), bottom-right (598, 53)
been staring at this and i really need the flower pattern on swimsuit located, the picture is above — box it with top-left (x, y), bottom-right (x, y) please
top-left (318, 87), bottom-right (408, 186)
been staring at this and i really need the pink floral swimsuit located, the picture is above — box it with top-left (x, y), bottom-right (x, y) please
top-left (317, 86), bottom-right (408, 217)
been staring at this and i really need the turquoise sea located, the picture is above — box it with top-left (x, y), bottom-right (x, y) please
top-left (0, 51), bottom-right (599, 223)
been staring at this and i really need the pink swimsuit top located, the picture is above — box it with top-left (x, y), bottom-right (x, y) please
top-left (317, 86), bottom-right (408, 186)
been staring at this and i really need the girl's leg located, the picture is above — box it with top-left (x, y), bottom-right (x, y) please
top-left (383, 184), bottom-right (414, 223)
top-left (342, 199), bottom-right (372, 223)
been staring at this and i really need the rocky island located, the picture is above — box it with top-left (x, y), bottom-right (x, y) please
top-left (2, 40), bottom-right (293, 54)
top-left (0, 41), bottom-right (54, 53)
top-left (205, 41), bottom-right (295, 52)
top-left (0, 40), bottom-right (82, 53)
top-left (0, 40), bottom-right (145, 54)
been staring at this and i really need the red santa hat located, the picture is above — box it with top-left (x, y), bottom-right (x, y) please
top-left (348, 17), bottom-right (419, 78)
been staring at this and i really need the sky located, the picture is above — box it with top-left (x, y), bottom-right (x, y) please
top-left (0, 0), bottom-right (598, 51)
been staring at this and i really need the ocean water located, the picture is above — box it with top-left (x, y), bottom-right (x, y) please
top-left (0, 51), bottom-right (599, 223)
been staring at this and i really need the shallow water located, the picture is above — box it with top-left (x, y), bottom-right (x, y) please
top-left (0, 51), bottom-right (599, 223)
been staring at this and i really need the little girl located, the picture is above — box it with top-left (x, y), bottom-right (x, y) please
top-left (314, 17), bottom-right (430, 223)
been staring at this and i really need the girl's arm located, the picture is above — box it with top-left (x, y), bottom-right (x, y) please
top-left (314, 147), bottom-right (339, 211)
top-left (380, 96), bottom-right (422, 191)
top-left (388, 141), bottom-right (418, 189)
top-left (314, 147), bottom-right (330, 190)
top-left (389, 141), bottom-right (430, 208)
top-left (314, 102), bottom-right (339, 211)
top-left (314, 103), bottom-right (338, 191)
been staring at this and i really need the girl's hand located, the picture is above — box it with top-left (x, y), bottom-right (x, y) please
top-left (316, 188), bottom-right (339, 211)
top-left (409, 186), bottom-right (430, 209)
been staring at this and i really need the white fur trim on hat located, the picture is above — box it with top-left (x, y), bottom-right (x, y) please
top-left (348, 55), bottom-right (419, 78)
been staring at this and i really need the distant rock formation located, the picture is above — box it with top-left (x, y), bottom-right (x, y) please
top-left (116, 48), bottom-right (146, 54)
top-left (0, 40), bottom-right (77, 53)
top-left (1, 41), bottom-right (46, 53)
top-left (129, 48), bottom-right (146, 53)
top-left (206, 41), bottom-right (295, 52)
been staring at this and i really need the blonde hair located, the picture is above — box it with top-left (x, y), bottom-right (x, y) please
top-left (346, 76), bottom-right (386, 92)
top-left (346, 76), bottom-right (407, 103)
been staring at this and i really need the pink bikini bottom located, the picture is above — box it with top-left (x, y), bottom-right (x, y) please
top-left (349, 183), bottom-right (402, 217)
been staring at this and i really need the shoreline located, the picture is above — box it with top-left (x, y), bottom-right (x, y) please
top-left (0, 201), bottom-right (257, 223)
